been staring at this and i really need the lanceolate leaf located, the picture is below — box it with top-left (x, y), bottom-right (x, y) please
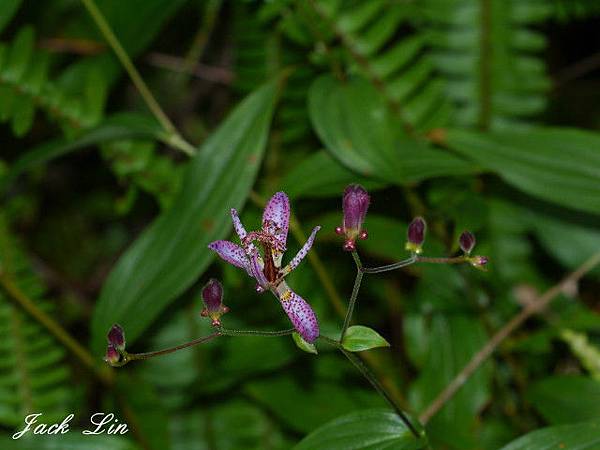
top-left (294, 409), bottom-right (427, 450)
top-left (342, 325), bottom-right (390, 352)
top-left (91, 81), bottom-right (279, 354)
top-left (445, 127), bottom-right (600, 214)
top-left (309, 75), bottom-right (475, 185)
top-left (499, 421), bottom-right (600, 450)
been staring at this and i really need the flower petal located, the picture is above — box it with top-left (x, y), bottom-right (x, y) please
top-left (281, 226), bottom-right (321, 276)
top-left (230, 208), bottom-right (248, 241)
top-left (248, 248), bottom-right (269, 288)
top-left (275, 282), bottom-right (319, 343)
top-left (208, 240), bottom-right (248, 271)
top-left (262, 192), bottom-right (290, 247)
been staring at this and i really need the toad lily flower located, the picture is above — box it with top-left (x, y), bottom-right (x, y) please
top-left (208, 192), bottom-right (321, 343)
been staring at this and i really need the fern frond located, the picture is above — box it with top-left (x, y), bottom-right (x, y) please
top-left (422, 0), bottom-right (552, 129)
top-left (0, 26), bottom-right (104, 137)
top-left (279, 0), bottom-right (452, 134)
top-left (0, 215), bottom-right (71, 427)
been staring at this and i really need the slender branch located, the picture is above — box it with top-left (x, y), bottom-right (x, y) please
top-left (79, 0), bottom-right (197, 156)
top-left (418, 251), bottom-right (600, 424)
top-left (416, 255), bottom-right (467, 265)
top-left (125, 332), bottom-right (221, 362)
top-left (218, 327), bottom-right (295, 337)
top-left (340, 252), bottom-right (363, 341)
top-left (319, 336), bottom-right (422, 439)
top-left (146, 53), bottom-right (233, 84)
top-left (0, 271), bottom-right (113, 385)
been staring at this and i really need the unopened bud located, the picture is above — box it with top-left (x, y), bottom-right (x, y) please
top-left (459, 231), bottom-right (476, 255)
top-left (405, 217), bottom-right (426, 254)
top-left (107, 324), bottom-right (125, 351)
top-left (469, 255), bottom-right (489, 271)
top-left (339, 184), bottom-right (370, 251)
top-left (201, 279), bottom-right (229, 327)
top-left (104, 344), bottom-right (121, 366)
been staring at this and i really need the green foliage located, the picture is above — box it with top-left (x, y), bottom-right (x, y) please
top-left (0, 216), bottom-right (70, 427)
top-left (294, 409), bottom-right (427, 450)
top-left (499, 421), bottom-right (600, 450)
top-left (341, 325), bottom-right (390, 352)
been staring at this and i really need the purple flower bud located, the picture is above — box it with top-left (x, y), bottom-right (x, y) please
top-left (406, 217), bottom-right (426, 254)
top-left (104, 344), bottom-right (121, 366)
top-left (459, 231), bottom-right (476, 255)
top-left (469, 255), bottom-right (489, 271)
top-left (201, 279), bottom-right (229, 327)
top-left (107, 324), bottom-right (125, 351)
top-left (339, 184), bottom-right (370, 251)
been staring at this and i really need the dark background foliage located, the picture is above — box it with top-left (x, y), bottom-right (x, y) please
top-left (1, 1), bottom-right (600, 449)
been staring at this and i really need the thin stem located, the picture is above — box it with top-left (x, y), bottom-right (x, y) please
top-left (0, 271), bottom-right (113, 385)
top-left (416, 255), bottom-right (467, 265)
top-left (362, 255), bottom-right (418, 274)
top-left (79, 0), bottom-right (196, 156)
top-left (218, 327), bottom-right (295, 337)
top-left (340, 252), bottom-right (363, 341)
top-left (319, 336), bottom-right (421, 439)
top-left (125, 332), bottom-right (221, 362)
top-left (418, 251), bottom-right (600, 424)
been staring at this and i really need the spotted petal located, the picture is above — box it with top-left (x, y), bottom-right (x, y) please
top-left (208, 240), bottom-right (248, 271)
top-left (262, 192), bottom-right (290, 248)
top-left (248, 248), bottom-right (269, 289)
top-left (282, 226), bottom-right (321, 276)
top-left (275, 282), bottom-right (319, 343)
top-left (230, 208), bottom-right (248, 241)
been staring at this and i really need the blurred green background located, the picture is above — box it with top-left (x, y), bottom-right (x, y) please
top-left (1, 0), bottom-right (600, 449)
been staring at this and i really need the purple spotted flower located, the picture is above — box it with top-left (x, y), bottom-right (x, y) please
top-left (208, 192), bottom-right (321, 343)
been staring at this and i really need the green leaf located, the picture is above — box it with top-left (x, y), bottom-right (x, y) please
top-left (342, 325), bottom-right (390, 352)
top-left (309, 75), bottom-right (475, 184)
top-left (0, 0), bottom-right (23, 34)
top-left (2, 113), bottom-right (165, 190)
top-left (282, 150), bottom-right (386, 199)
top-left (409, 314), bottom-right (491, 448)
top-left (499, 421), bottom-right (600, 450)
top-left (445, 127), bottom-right (600, 214)
top-left (91, 81), bottom-right (278, 355)
top-left (294, 409), bottom-right (427, 450)
top-left (527, 376), bottom-right (600, 425)
top-left (293, 331), bottom-right (318, 354)
top-left (245, 374), bottom-right (383, 434)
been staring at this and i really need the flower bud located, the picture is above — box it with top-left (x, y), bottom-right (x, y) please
top-left (104, 344), bottom-right (121, 366)
top-left (201, 279), bottom-right (229, 327)
top-left (339, 184), bottom-right (370, 251)
top-left (459, 231), bottom-right (476, 255)
top-left (405, 217), bottom-right (426, 254)
top-left (107, 324), bottom-right (125, 351)
top-left (469, 255), bottom-right (489, 271)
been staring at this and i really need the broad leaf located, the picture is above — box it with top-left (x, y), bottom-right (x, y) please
top-left (294, 409), bottom-right (427, 450)
top-left (342, 325), bottom-right (390, 352)
top-left (282, 150), bottom-right (386, 199)
top-left (91, 81), bottom-right (278, 354)
top-left (528, 376), bottom-right (600, 425)
top-left (445, 127), bottom-right (600, 214)
top-left (499, 421), bottom-right (600, 450)
top-left (309, 75), bottom-right (475, 184)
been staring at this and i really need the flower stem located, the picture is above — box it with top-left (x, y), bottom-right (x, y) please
top-left (124, 332), bottom-right (221, 363)
top-left (218, 327), bottom-right (295, 337)
top-left (340, 252), bottom-right (363, 341)
top-left (362, 255), bottom-right (418, 274)
top-left (416, 255), bottom-right (467, 264)
top-left (319, 336), bottom-right (421, 439)
top-left (79, 0), bottom-right (196, 156)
